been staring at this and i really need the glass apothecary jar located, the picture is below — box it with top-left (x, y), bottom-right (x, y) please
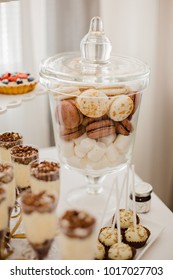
top-left (39, 17), bottom-right (150, 215)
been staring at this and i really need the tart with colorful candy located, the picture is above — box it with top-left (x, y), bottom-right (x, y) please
top-left (0, 72), bottom-right (37, 95)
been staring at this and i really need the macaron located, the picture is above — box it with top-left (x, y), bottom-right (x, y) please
top-left (128, 92), bottom-right (140, 119)
top-left (115, 119), bottom-right (133, 136)
top-left (82, 114), bottom-right (108, 127)
top-left (86, 120), bottom-right (115, 140)
top-left (96, 86), bottom-right (130, 96)
top-left (108, 95), bottom-right (134, 122)
top-left (76, 89), bottom-right (109, 118)
top-left (56, 99), bottom-right (83, 129)
top-left (60, 125), bottom-right (85, 141)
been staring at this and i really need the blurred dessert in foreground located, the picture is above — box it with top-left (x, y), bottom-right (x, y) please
top-left (0, 162), bottom-right (16, 221)
top-left (0, 187), bottom-right (8, 260)
top-left (59, 209), bottom-right (96, 260)
top-left (21, 192), bottom-right (57, 259)
top-left (0, 132), bottom-right (23, 162)
top-left (0, 72), bottom-right (37, 95)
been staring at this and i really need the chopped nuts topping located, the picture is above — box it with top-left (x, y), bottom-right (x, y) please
top-left (11, 145), bottom-right (38, 165)
top-left (0, 132), bottom-right (23, 149)
top-left (30, 160), bottom-right (60, 181)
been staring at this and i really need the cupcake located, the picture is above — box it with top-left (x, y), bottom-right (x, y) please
top-left (95, 240), bottom-right (106, 260)
top-left (108, 242), bottom-right (136, 260)
top-left (124, 224), bottom-right (150, 248)
top-left (98, 226), bottom-right (122, 259)
top-left (112, 209), bottom-right (140, 234)
top-left (0, 72), bottom-right (37, 95)
top-left (98, 227), bottom-right (120, 247)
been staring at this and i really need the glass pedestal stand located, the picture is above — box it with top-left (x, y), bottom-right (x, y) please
top-left (66, 168), bottom-right (126, 222)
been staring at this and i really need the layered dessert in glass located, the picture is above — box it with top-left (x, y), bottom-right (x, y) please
top-left (0, 162), bottom-right (16, 219)
top-left (30, 160), bottom-right (60, 198)
top-left (21, 192), bottom-right (57, 259)
top-left (10, 145), bottom-right (39, 193)
top-left (0, 132), bottom-right (23, 162)
top-left (0, 186), bottom-right (8, 259)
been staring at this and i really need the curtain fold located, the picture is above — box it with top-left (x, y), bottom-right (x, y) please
top-left (100, 0), bottom-right (173, 210)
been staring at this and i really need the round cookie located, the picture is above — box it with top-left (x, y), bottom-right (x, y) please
top-left (76, 89), bottom-right (109, 118)
top-left (115, 119), bottom-right (133, 136)
top-left (86, 120), bottom-right (115, 140)
top-left (108, 95), bottom-right (134, 121)
top-left (56, 99), bottom-right (83, 129)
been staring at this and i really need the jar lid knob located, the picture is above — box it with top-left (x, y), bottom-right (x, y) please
top-left (80, 16), bottom-right (112, 64)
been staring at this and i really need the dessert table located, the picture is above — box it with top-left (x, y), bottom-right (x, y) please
top-left (39, 146), bottom-right (173, 260)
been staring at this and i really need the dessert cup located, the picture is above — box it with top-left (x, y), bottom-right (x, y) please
top-left (0, 163), bottom-right (16, 218)
top-left (0, 186), bottom-right (8, 259)
top-left (10, 144), bottom-right (39, 194)
top-left (21, 192), bottom-right (57, 259)
top-left (59, 209), bottom-right (96, 260)
top-left (0, 132), bottom-right (23, 162)
top-left (0, 162), bottom-right (16, 242)
top-left (40, 17), bottom-right (150, 216)
top-left (30, 159), bottom-right (60, 199)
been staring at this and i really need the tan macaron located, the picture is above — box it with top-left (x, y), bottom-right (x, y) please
top-left (76, 89), bottom-right (109, 118)
top-left (86, 120), bottom-right (115, 140)
top-left (108, 95), bottom-right (134, 122)
top-left (56, 99), bottom-right (83, 129)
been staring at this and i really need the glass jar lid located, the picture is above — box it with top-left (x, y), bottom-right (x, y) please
top-left (40, 17), bottom-right (150, 89)
top-left (134, 182), bottom-right (153, 197)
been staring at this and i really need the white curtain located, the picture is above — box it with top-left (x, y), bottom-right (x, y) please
top-left (100, 0), bottom-right (173, 210)
top-left (0, 0), bottom-right (173, 210)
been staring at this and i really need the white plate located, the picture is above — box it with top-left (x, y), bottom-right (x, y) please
top-left (134, 217), bottom-right (165, 260)
top-left (0, 84), bottom-right (46, 114)
top-left (105, 216), bottom-right (165, 260)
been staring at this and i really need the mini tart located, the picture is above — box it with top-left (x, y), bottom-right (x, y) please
top-left (108, 242), bottom-right (136, 260)
top-left (124, 224), bottom-right (150, 249)
top-left (0, 72), bottom-right (37, 95)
